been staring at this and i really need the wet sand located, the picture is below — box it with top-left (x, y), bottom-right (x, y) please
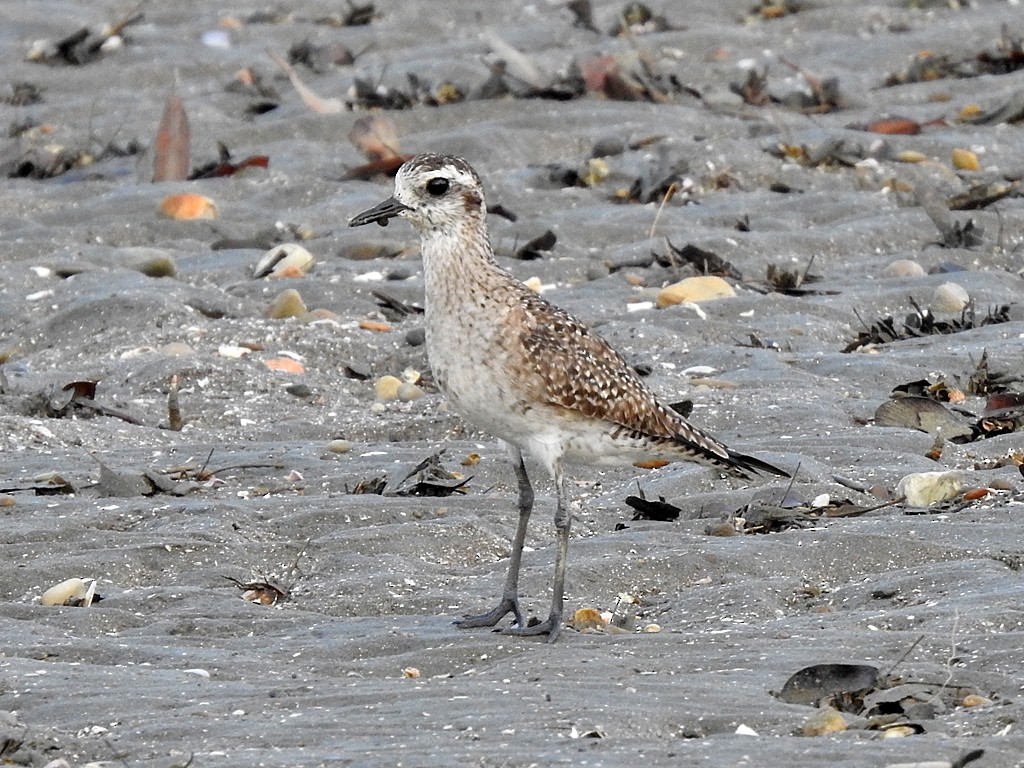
top-left (1, 1), bottom-right (1023, 766)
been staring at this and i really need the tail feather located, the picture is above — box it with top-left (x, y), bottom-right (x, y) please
top-left (725, 449), bottom-right (790, 480)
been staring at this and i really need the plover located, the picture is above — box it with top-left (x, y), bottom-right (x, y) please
top-left (350, 154), bottom-right (788, 642)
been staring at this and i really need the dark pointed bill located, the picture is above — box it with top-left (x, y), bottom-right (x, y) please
top-left (349, 197), bottom-right (409, 228)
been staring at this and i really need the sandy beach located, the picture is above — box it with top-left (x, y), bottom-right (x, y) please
top-left (1, 1), bottom-right (1023, 765)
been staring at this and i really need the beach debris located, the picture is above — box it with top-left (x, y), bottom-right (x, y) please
top-left (655, 241), bottom-right (743, 281)
top-left (41, 577), bottom-right (99, 607)
top-left (393, 450), bottom-right (469, 497)
top-left (402, 667), bottom-right (421, 679)
top-left (947, 181), bottom-right (1016, 211)
top-left (884, 24), bottom-right (1024, 86)
top-left (843, 299), bottom-right (1011, 353)
top-left (656, 275), bottom-right (736, 307)
top-left (264, 357), bottom-right (305, 374)
top-left (570, 607), bottom-right (608, 631)
top-left (152, 89), bottom-right (190, 182)
top-left (968, 350), bottom-right (1019, 396)
top-left (762, 256), bottom-right (832, 296)
top-left (288, 39), bottom-right (354, 73)
top-left (371, 290), bottom-right (423, 320)
top-left (254, 244), bottom-right (315, 278)
top-left (514, 230), bottom-right (557, 261)
top-left (159, 193), bottom-right (218, 220)
top-left (624, 488), bottom-right (681, 521)
top-left (858, 117), bottom-right (922, 135)
top-left (25, 6), bottom-right (144, 65)
top-left (733, 59), bottom-right (843, 113)
top-left (224, 576), bottom-right (290, 605)
top-left (267, 48), bottom-right (344, 113)
top-left (874, 396), bottom-right (972, 440)
top-left (188, 142), bottom-right (269, 179)
top-left (343, 116), bottom-right (412, 179)
top-left (777, 663), bottom-right (880, 708)
top-left (897, 471), bottom-right (964, 507)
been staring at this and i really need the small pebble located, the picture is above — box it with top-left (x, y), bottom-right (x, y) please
top-left (396, 382), bottom-right (424, 402)
top-left (897, 470), bottom-right (963, 507)
top-left (656, 275), bottom-right (736, 308)
top-left (405, 327), bottom-right (426, 347)
top-left (0, 494), bottom-right (15, 507)
top-left (375, 375), bottom-right (402, 401)
top-left (326, 439), bottom-right (351, 454)
top-left (951, 148), bottom-right (980, 171)
top-left (137, 253), bottom-right (177, 278)
top-left (931, 282), bottom-right (969, 312)
top-left (160, 342), bottom-right (194, 356)
top-left (961, 693), bottom-right (993, 707)
top-left (286, 383), bottom-right (312, 398)
top-left (882, 259), bottom-right (925, 278)
top-left (802, 707), bottom-right (848, 737)
top-left (267, 289), bottom-right (307, 319)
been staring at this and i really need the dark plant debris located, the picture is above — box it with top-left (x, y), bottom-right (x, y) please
top-left (843, 299), bottom-right (1011, 353)
top-left (884, 25), bottom-right (1024, 86)
top-left (515, 230), bottom-right (558, 260)
top-left (625, 490), bottom-right (681, 521)
top-left (189, 142), bottom-right (269, 180)
top-left (655, 241), bottom-right (743, 280)
top-left (26, 7), bottom-right (144, 66)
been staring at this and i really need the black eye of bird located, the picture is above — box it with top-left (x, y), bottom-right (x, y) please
top-left (425, 177), bottom-right (450, 196)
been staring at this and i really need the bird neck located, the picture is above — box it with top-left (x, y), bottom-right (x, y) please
top-left (419, 217), bottom-right (502, 285)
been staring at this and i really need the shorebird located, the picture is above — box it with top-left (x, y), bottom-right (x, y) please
top-left (349, 154), bottom-right (788, 642)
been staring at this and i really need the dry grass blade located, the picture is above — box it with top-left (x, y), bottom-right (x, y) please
top-left (267, 49), bottom-right (343, 113)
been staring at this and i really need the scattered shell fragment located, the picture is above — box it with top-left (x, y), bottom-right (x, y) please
top-left (326, 439), bottom-right (352, 454)
top-left (159, 193), bottom-right (218, 220)
top-left (656, 275), bottom-right (736, 308)
top-left (253, 243), bottom-right (315, 279)
top-left (802, 707), bottom-right (848, 736)
top-left (894, 151), bottom-right (928, 164)
top-left (375, 375), bottom-right (402, 401)
top-left (264, 357), bottom-right (305, 374)
top-left (267, 289), bottom-right (307, 319)
top-left (931, 282), bottom-right (969, 312)
top-left (643, 623), bottom-right (661, 633)
top-left (41, 577), bottom-right (96, 607)
top-left (523, 276), bottom-right (543, 292)
top-left (571, 607), bottom-right (608, 631)
top-left (961, 693), bottom-right (993, 707)
top-left (402, 667), bottom-right (421, 679)
top-left (218, 344), bottom-right (251, 359)
top-left (359, 320), bottom-right (393, 332)
top-left (897, 470), bottom-right (963, 507)
top-left (951, 148), bottom-right (980, 171)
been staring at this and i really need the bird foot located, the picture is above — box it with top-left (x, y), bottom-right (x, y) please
top-left (502, 612), bottom-right (563, 643)
top-left (454, 596), bottom-right (523, 630)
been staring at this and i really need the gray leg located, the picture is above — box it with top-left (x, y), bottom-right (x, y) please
top-left (455, 444), bottom-right (533, 630)
top-left (505, 458), bottom-right (568, 642)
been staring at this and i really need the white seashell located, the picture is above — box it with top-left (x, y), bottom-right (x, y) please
top-left (41, 577), bottom-right (91, 606)
top-left (253, 243), bottom-right (315, 279)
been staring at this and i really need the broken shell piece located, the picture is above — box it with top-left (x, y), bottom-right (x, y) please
top-left (253, 243), bottom-right (315, 279)
top-left (41, 577), bottom-right (97, 607)
top-left (897, 470), bottom-right (963, 507)
top-left (402, 667), bottom-right (421, 679)
top-left (571, 607), bottom-right (608, 631)
top-left (656, 275), bottom-right (735, 308)
top-left (159, 193), bottom-right (218, 220)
